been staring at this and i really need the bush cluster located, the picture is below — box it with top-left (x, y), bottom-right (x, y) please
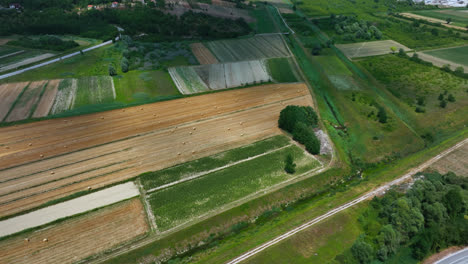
top-left (330, 15), bottom-right (382, 42)
top-left (278, 105), bottom-right (320, 155)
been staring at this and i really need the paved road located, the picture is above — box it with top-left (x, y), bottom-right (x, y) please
top-left (226, 138), bottom-right (468, 264)
top-left (0, 182), bottom-right (139, 237)
top-left (435, 248), bottom-right (468, 264)
top-left (0, 40), bottom-right (112, 80)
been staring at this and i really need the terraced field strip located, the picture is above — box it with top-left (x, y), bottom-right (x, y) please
top-left (206, 34), bottom-right (290, 62)
top-left (0, 83), bottom-right (312, 217)
top-left (0, 182), bottom-right (139, 237)
top-left (190, 43), bottom-right (219, 64)
top-left (32, 80), bottom-right (61, 118)
top-left (74, 76), bottom-right (115, 108)
top-left (423, 45), bottom-right (468, 67)
top-left (5, 80), bottom-right (46, 122)
top-left (169, 67), bottom-right (209, 94)
top-left (429, 143), bottom-right (468, 175)
top-left (0, 81), bottom-right (29, 121)
top-left (336, 40), bottom-right (411, 59)
top-left (0, 198), bottom-right (148, 264)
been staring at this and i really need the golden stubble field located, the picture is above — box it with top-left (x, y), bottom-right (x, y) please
top-left (0, 83), bottom-right (314, 217)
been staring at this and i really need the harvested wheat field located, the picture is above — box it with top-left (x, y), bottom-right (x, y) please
top-left (429, 142), bottom-right (468, 176)
top-left (191, 43), bottom-right (219, 64)
top-left (0, 198), bottom-right (148, 264)
top-left (0, 83), bottom-right (313, 217)
top-left (0, 81), bottom-right (29, 121)
top-left (32, 80), bottom-right (60, 118)
top-left (5, 80), bottom-right (46, 122)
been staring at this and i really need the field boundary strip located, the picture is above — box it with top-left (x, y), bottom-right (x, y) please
top-left (0, 182), bottom-right (140, 238)
top-left (146, 144), bottom-right (294, 194)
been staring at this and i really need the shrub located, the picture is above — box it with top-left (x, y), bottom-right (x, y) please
top-left (440, 99), bottom-right (447, 108)
top-left (415, 107), bottom-right (425, 113)
top-left (376, 105), bottom-right (387, 123)
top-left (121, 57), bottom-right (129, 73)
top-left (108, 64), bottom-right (117, 76)
top-left (447, 94), bottom-right (455, 102)
top-left (284, 154), bottom-right (296, 174)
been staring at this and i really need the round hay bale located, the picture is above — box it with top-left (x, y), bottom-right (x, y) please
top-left (50, 171), bottom-right (55, 175)
top-left (189, 132), bottom-right (193, 135)
top-left (43, 238), bottom-right (48, 242)
top-left (40, 154), bottom-right (44, 158)
top-left (192, 127), bottom-right (196, 130)
top-left (5, 146), bottom-right (9, 149)
top-left (28, 143), bottom-right (32, 146)
top-left (87, 186), bottom-right (92, 190)
top-left (25, 238), bottom-right (30, 242)
top-left (100, 116), bottom-right (104, 119)
top-left (177, 152), bottom-right (181, 155)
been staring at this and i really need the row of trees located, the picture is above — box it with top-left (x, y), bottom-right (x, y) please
top-left (339, 172), bottom-right (468, 263)
top-left (330, 15), bottom-right (383, 42)
top-left (278, 105), bottom-right (321, 155)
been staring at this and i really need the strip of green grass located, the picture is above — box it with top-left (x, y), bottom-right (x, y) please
top-left (266, 57), bottom-right (299, 83)
top-left (411, 9), bottom-right (468, 28)
top-left (425, 45), bottom-right (468, 67)
top-left (149, 144), bottom-right (320, 231)
top-left (141, 135), bottom-right (291, 190)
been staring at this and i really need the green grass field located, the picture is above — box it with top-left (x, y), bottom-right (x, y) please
top-left (73, 76), bottom-right (115, 108)
top-left (358, 55), bottom-right (468, 140)
top-left (425, 45), bottom-right (468, 67)
top-left (266, 57), bottom-right (299, 83)
top-left (141, 136), bottom-right (291, 190)
top-left (113, 70), bottom-right (179, 103)
top-left (411, 8), bottom-right (468, 27)
top-left (148, 144), bottom-right (321, 231)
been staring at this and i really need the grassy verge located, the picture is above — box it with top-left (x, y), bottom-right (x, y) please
top-left (141, 135), bottom-right (291, 190)
top-left (266, 57), bottom-right (299, 83)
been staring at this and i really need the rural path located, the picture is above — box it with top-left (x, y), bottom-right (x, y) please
top-left (399, 13), bottom-right (467, 31)
top-left (0, 182), bottom-right (139, 238)
top-left (435, 247), bottom-right (468, 264)
top-left (226, 138), bottom-right (468, 264)
top-left (0, 40), bottom-right (112, 80)
top-left (408, 52), bottom-right (468, 72)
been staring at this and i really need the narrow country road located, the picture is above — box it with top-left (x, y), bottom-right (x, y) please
top-left (226, 138), bottom-right (468, 264)
top-left (0, 40), bottom-right (113, 80)
top-left (435, 247), bottom-right (468, 264)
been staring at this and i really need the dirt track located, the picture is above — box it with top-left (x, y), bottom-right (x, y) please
top-left (0, 198), bottom-right (148, 264)
top-left (0, 83), bottom-right (313, 217)
top-left (400, 13), bottom-right (467, 31)
top-left (410, 52), bottom-right (468, 73)
top-left (191, 43), bottom-right (219, 64)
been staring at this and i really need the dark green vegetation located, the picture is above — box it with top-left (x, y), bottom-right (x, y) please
top-left (267, 57), bottom-right (299, 83)
top-left (8, 35), bottom-right (78, 51)
top-left (328, 15), bottom-right (383, 43)
top-left (337, 171), bottom-right (468, 263)
top-left (425, 46), bottom-right (468, 67)
top-left (250, 4), bottom-right (289, 33)
top-left (284, 154), bottom-right (296, 174)
top-left (0, 6), bottom-right (251, 41)
top-left (358, 54), bottom-right (468, 141)
top-left (147, 143), bottom-right (320, 231)
top-left (410, 8), bottom-right (468, 28)
top-left (140, 136), bottom-right (291, 190)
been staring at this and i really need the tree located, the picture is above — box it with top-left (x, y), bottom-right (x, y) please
top-left (443, 188), bottom-right (465, 217)
top-left (79, 50), bottom-right (84, 55)
top-left (292, 123), bottom-right (321, 154)
top-left (108, 64), bottom-right (117, 76)
top-left (284, 154), bottom-right (296, 174)
top-left (398, 48), bottom-right (406, 57)
top-left (446, 17), bottom-right (452, 24)
top-left (351, 236), bottom-right (374, 263)
top-left (454, 66), bottom-right (464, 74)
top-left (376, 105), bottom-right (387, 123)
top-left (157, 0), bottom-right (166, 8)
top-left (440, 99), bottom-right (447, 108)
top-left (438, 93), bottom-right (444, 101)
top-left (431, 28), bottom-right (439, 36)
top-left (390, 46), bottom-right (397, 54)
top-left (448, 94), bottom-right (455, 102)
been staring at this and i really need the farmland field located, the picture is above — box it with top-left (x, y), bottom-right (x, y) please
top-left (170, 60), bottom-right (271, 94)
top-left (408, 9), bottom-right (468, 28)
top-left (424, 46), bottom-right (468, 67)
top-left (206, 35), bottom-right (290, 62)
top-left (336, 40), bottom-right (411, 59)
top-left (5, 80), bottom-right (46, 122)
top-left (147, 144), bottom-right (321, 231)
top-left (0, 81), bottom-right (29, 121)
top-left (32, 80), bottom-right (60, 118)
top-left (429, 142), bottom-right (468, 176)
top-left (0, 198), bottom-right (148, 264)
top-left (0, 52), bottom-right (55, 73)
top-left (50, 79), bottom-right (77, 115)
top-left (266, 57), bottom-right (299, 83)
top-left (73, 76), bottom-right (115, 108)
top-left (0, 83), bottom-right (313, 217)
top-left (190, 43), bottom-right (219, 64)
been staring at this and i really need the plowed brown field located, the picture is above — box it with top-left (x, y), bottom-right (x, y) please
top-left (0, 81), bottom-right (29, 121)
top-left (0, 83), bottom-right (313, 217)
top-left (0, 198), bottom-right (148, 264)
top-left (32, 79), bottom-right (60, 118)
top-left (429, 142), bottom-right (468, 176)
top-left (191, 43), bottom-right (219, 64)
top-left (5, 80), bottom-right (46, 122)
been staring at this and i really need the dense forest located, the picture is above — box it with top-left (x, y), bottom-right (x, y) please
top-left (336, 171), bottom-right (468, 263)
top-left (0, 6), bottom-right (251, 41)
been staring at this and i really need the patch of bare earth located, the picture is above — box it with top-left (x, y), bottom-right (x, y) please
top-left (0, 83), bottom-right (314, 217)
top-left (0, 198), bottom-right (148, 264)
top-left (190, 43), bottom-right (219, 64)
top-left (429, 143), bottom-right (468, 176)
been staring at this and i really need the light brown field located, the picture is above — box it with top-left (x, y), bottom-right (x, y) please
top-left (0, 83), bottom-right (313, 217)
top-left (408, 52), bottom-right (468, 73)
top-left (190, 43), bottom-right (219, 65)
top-left (0, 81), bottom-right (29, 121)
top-left (0, 198), bottom-right (148, 264)
top-left (429, 143), bottom-right (468, 176)
top-left (32, 79), bottom-right (60, 118)
top-left (5, 80), bottom-right (46, 122)
top-left (336, 40), bottom-right (411, 59)
top-left (400, 13), bottom-right (467, 31)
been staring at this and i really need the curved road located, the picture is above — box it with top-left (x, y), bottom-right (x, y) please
top-left (226, 138), bottom-right (468, 264)
top-left (0, 40), bottom-right (112, 80)
top-left (435, 248), bottom-right (468, 264)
